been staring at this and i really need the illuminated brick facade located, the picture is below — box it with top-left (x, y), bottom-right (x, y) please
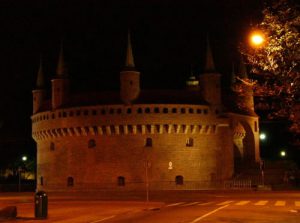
top-left (32, 36), bottom-right (260, 191)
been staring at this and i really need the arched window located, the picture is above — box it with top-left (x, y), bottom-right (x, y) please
top-left (186, 138), bottom-right (194, 147)
top-left (145, 138), bottom-right (152, 147)
top-left (50, 142), bottom-right (55, 151)
top-left (88, 139), bottom-right (96, 148)
top-left (117, 176), bottom-right (125, 186)
top-left (175, 175), bottom-right (184, 185)
top-left (67, 177), bottom-right (74, 187)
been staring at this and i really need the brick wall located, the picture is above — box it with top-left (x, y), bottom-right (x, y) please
top-left (33, 104), bottom-right (235, 191)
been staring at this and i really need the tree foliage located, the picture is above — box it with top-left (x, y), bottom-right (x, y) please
top-left (242, 0), bottom-right (300, 135)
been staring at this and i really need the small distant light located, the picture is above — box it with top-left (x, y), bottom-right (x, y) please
top-left (22, 156), bottom-right (27, 161)
top-left (280, 150), bottom-right (286, 157)
top-left (259, 133), bottom-right (266, 140)
top-left (291, 82), bottom-right (294, 86)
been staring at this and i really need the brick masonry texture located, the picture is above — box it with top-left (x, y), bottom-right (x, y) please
top-left (32, 44), bottom-right (260, 191)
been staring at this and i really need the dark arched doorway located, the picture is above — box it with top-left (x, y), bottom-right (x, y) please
top-left (233, 121), bottom-right (255, 170)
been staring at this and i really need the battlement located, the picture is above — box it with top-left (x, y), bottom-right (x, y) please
top-left (32, 104), bottom-right (228, 141)
top-left (31, 104), bottom-right (213, 124)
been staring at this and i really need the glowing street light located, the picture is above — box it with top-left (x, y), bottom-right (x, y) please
top-left (22, 156), bottom-right (27, 162)
top-left (280, 150), bottom-right (286, 157)
top-left (249, 31), bottom-right (265, 47)
top-left (259, 133), bottom-right (267, 141)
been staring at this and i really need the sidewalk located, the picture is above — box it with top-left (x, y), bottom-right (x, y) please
top-left (0, 193), bottom-right (164, 222)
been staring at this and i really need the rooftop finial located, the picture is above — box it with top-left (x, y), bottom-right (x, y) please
top-left (205, 34), bottom-right (216, 73)
top-left (231, 62), bottom-right (236, 86)
top-left (239, 54), bottom-right (248, 79)
top-left (186, 64), bottom-right (199, 88)
top-left (125, 30), bottom-right (135, 68)
top-left (56, 40), bottom-right (68, 77)
top-left (36, 55), bottom-right (45, 89)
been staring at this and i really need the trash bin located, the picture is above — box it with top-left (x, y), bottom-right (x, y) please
top-left (34, 191), bottom-right (48, 219)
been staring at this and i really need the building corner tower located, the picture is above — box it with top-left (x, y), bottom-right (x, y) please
top-left (237, 56), bottom-right (255, 113)
top-left (199, 36), bottom-right (222, 114)
top-left (51, 43), bottom-right (70, 109)
top-left (120, 31), bottom-right (140, 104)
top-left (32, 57), bottom-right (46, 114)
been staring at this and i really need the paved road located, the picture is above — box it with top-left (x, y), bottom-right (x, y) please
top-left (106, 198), bottom-right (300, 223)
top-left (1, 191), bottom-right (300, 222)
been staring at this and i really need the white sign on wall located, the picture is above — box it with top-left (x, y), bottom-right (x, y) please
top-left (168, 161), bottom-right (173, 170)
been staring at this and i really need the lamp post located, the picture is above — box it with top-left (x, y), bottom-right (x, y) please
top-left (18, 156), bottom-right (27, 192)
top-left (259, 133), bottom-right (266, 186)
top-left (145, 160), bottom-right (151, 202)
top-left (18, 167), bottom-right (22, 192)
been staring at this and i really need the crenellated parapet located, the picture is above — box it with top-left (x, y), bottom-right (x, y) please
top-left (32, 123), bottom-right (226, 141)
top-left (32, 104), bottom-right (228, 141)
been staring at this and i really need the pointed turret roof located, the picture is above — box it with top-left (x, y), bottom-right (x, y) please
top-left (204, 35), bottom-right (216, 73)
top-left (238, 55), bottom-right (248, 79)
top-left (124, 30), bottom-right (135, 69)
top-left (56, 41), bottom-right (68, 78)
top-left (230, 62), bottom-right (236, 86)
top-left (36, 56), bottom-right (45, 89)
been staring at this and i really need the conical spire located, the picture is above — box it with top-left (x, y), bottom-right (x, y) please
top-left (238, 55), bottom-right (248, 79)
top-left (204, 35), bottom-right (216, 73)
top-left (36, 56), bottom-right (45, 89)
top-left (230, 62), bottom-right (236, 86)
top-left (125, 30), bottom-right (135, 68)
top-left (56, 41), bottom-right (68, 78)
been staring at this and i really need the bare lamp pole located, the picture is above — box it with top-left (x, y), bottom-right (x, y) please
top-left (260, 160), bottom-right (265, 186)
top-left (18, 167), bottom-right (22, 192)
top-left (145, 160), bottom-right (151, 202)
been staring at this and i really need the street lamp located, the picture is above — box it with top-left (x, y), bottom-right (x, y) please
top-left (249, 31), bottom-right (265, 47)
top-left (18, 155), bottom-right (27, 192)
top-left (280, 150), bottom-right (286, 158)
top-left (259, 132), bottom-right (267, 141)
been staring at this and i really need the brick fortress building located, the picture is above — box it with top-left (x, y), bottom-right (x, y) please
top-left (32, 33), bottom-right (260, 191)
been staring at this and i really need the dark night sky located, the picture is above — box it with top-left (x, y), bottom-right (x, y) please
top-left (0, 0), bottom-right (263, 161)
